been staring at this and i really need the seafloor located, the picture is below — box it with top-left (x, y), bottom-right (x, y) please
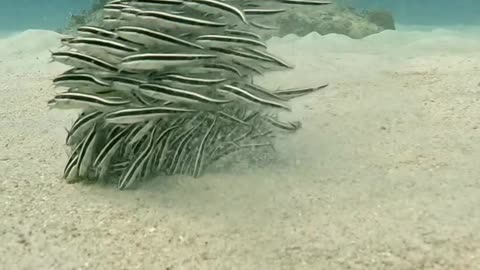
top-left (1, 26), bottom-right (480, 269)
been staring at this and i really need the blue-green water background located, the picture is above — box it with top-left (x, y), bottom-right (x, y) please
top-left (0, 0), bottom-right (479, 31)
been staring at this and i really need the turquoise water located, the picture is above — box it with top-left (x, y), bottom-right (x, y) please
top-left (0, 0), bottom-right (479, 32)
top-left (1, 0), bottom-right (90, 31)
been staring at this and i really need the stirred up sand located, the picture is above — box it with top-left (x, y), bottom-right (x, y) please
top-left (1, 27), bottom-right (480, 269)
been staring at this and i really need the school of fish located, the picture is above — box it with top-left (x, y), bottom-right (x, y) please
top-left (49, 0), bottom-right (331, 190)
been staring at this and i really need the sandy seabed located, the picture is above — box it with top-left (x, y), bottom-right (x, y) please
top-left (1, 27), bottom-right (480, 270)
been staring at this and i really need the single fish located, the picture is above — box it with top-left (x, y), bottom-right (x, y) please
top-left (115, 26), bottom-right (204, 49)
top-left (63, 37), bottom-right (139, 56)
top-left (195, 34), bottom-right (267, 49)
top-left (243, 8), bottom-right (286, 16)
top-left (120, 53), bottom-right (217, 71)
top-left (224, 28), bottom-right (261, 40)
top-left (53, 73), bottom-right (110, 89)
top-left (139, 83), bottom-right (232, 105)
top-left (105, 106), bottom-right (196, 124)
top-left (183, 0), bottom-right (249, 24)
top-left (136, 10), bottom-right (227, 32)
top-left (51, 51), bottom-right (119, 73)
top-left (49, 92), bottom-right (130, 110)
top-left (217, 84), bottom-right (290, 111)
top-left (273, 84), bottom-right (328, 99)
top-left (264, 115), bottom-right (301, 131)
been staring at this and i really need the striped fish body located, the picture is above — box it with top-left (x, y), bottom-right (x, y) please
top-left (247, 20), bottom-right (278, 31)
top-left (104, 3), bottom-right (132, 17)
top-left (217, 110), bottom-right (249, 126)
top-left (128, 120), bottom-right (156, 146)
top-left (172, 131), bottom-right (200, 174)
top-left (217, 84), bottom-right (291, 111)
top-left (234, 82), bottom-right (288, 102)
top-left (208, 47), bottom-right (272, 67)
top-left (77, 124), bottom-right (99, 177)
top-left (115, 26), bottom-right (204, 50)
top-left (231, 60), bottom-right (265, 76)
top-left (195, 34), bottom-right (267, 49)
top-left (102, 17), bottom-right (125, 29)
top-left (130, 90), bottom-right (167, 106)
top-left (120, 123), bottom-right (144, 154)
top-left (60, 67), bottom-right (121, 79)
top-left (127, 0), bottom-right (184, 10)
top-left (105, 106), bottom-right (196, 124)
top-left (64, 37), bottom-right (139, 57)
top-left (60, 67), bottom-right (86, 75)
top-left (77, 26), bottom-right (117, 39)
top-left (110, 161), bottom-right (130, 175)
top-left (264, 115), bottom-right (302, 132)
top-left (136, 10), bottom-right (227, 32)
top-left (127, 121), bottom-right (161, 159)
top-left (51, 51), bottom-right (119, 73)
top-left (118, 126), bottom-right (158, 190)
top-left (118, 7), bottom-right (142, 21)
top-left (50, 92), bottom-right (130, 110)
top-left (192, 115), bottom-right (218, 177)
top-left (149, 77), bottom-right (223, 95)
top-left (224, 28), bottom-right (261, 40)
top-left (82, 29), bottom-right (144, 48)
top-left (154, 74), bottom-right (228, 91)
top-left (257, 60), bottom-right (292, 72)
top-left (183, 0), bottom-right (248, 25)
top-left (273, 84), bottom-right (328, 99)
top-left (120, 53), bottom-right (217, 71)
top-left (63, 138), bottom-right (85, 182)
top-left (66, 111), bottom-right (103, 146)
top-left (76, 89), bottom-right (129, 99)
top-left (139, 83), bottom-right (232, 105)
top-left (160, 74), bottom-right (227, 86)
top-left (191, 62), bottom-right (243, 78)
top-left (105, 125), bottom-right (125, 141)
top-left (98, 53), bottom-right (124, 66)
top-left (168, 116), bottom-right (207, 174)
top-left (243, 47), bottom-right (293, 70)
top-left (179, 152), bottom-right (194, 176)
top-left (103, 75), bottom-right (146, 92)
top-left (154, 128), bottom-right (175, 172)
top-left (145, 124), bottom-right (179, 174)
top-left (275, 0), bottom-right (332, 6)
top-left (53, 73), bottom-right (110, 89)
top-left (132, 134), bottom-right (150, 157)
top-left (243, 8), bottom-right (286, 17)
top-left (63, 154), bottom-right (80, 183)
top-left (239, 0), bottom-right (331, 8)
top-left (93, 126), bottom-right (131, 180)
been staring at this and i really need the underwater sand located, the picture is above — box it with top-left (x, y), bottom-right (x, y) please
top-left (2, 27), bottom-right (480, 269)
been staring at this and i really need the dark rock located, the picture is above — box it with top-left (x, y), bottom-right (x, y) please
top-left (255, 5), bottom-right (396, 39)
top-left (366, 10), bottom-right (396, 30)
